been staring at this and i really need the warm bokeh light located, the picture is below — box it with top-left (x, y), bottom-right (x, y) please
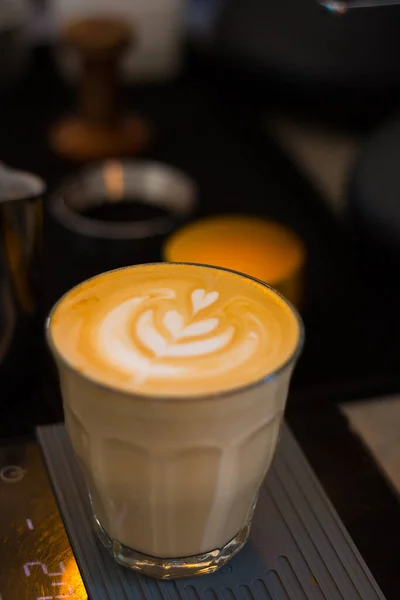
top-left (164, 215), bottom-right (306, 309)
top-left (61, 557), bottom-right (87, 599)
top-left (103, 161), bottom-right (124, 202)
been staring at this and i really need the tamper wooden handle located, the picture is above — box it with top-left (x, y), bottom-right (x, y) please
top-left (64, 18), bottom-right (131, 126)
top-left (50, 17), bottom-right (151, 162)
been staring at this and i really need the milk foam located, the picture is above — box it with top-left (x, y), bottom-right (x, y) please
top-left (49, 264), bottom-right (300, 396)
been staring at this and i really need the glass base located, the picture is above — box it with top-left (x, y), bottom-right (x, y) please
top-left (94, 515), bottom-right (251, 579)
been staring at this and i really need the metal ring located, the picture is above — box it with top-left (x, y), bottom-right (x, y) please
top-left (49, 160), bottom-right (197, 240)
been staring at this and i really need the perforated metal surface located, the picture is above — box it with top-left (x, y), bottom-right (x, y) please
top-left (37, 424), bottom-right (386, 600)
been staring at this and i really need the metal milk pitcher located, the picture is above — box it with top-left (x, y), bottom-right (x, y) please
top-left (0, 162), bottom-right (45, 363)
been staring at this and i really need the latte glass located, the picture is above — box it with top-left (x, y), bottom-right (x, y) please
top-left (46, 264), bottom-right (304, 580)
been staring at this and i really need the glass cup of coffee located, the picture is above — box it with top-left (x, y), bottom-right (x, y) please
top-left (46, 263), bottom-right (304, 579)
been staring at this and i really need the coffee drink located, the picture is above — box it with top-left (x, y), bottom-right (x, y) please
top-left (49, 263), bottom-right (299, 395)
top-left (48, 263), bottom-right (302, 578)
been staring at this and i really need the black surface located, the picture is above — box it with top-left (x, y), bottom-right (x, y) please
top-left (80, 200), bottom-right (171, 222)
top-left (348, 114), bottom-right (400, 283)
top-left (0, 45), bottom-right (400, 599)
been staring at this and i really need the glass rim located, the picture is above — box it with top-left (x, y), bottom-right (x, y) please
top-left (46, 262), bottom-right (305, 402)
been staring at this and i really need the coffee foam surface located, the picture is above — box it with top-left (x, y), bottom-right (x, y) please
top-left (49, 264), bottom-right (300, 396)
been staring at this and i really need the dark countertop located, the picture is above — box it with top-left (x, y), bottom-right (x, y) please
top-left (0, 47), bottom-right (399, 599)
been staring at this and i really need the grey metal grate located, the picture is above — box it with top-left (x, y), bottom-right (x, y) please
top-left (37, 424), bottom-right (386, 600)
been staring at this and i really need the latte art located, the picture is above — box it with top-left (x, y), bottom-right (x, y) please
top-left (97, 287), bottom-right (260, 383)
top-left (49, 264), bottom-right (300, 395)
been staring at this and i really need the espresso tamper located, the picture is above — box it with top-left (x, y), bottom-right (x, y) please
top-left (49, 17), bottom-right (152, 162)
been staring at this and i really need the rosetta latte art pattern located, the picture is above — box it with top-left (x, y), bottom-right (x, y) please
top-left (49, 264), bottom-right (300, 395)
top-left (97, 288), bottom-right (260, 383)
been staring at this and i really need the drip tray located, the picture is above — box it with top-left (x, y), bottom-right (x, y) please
top-left (37, 424), bottom-right (386, 600)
